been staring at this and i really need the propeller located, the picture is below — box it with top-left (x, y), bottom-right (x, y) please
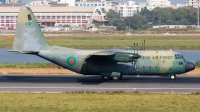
top-left (131, 43), bottom-right (141, 59)
top-left (132, 42), bottom-right (144, 75)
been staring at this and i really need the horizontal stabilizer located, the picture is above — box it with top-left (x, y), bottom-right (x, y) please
top-left (8, 50), bottom-right (39, 54)
top-left (7, 50), bottom-right (20, 52)
top-left (19, 51), bottom-right (39, 54)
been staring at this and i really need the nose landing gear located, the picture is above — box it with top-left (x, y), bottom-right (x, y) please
top-left (169, 74), bottom-right (176, 80)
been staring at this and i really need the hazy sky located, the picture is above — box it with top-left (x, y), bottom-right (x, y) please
top-left (22, 0), bottom-right (188, 5)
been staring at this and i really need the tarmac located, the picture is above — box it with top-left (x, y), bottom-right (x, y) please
top-left (0, 74), bottom-right (200, 93)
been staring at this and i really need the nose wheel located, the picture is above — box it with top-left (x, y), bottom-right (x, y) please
top-left (170, 74), bottom-right (176, 80)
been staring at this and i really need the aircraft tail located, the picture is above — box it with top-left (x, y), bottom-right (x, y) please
top-left (12, 6), bottom-right (50, 52)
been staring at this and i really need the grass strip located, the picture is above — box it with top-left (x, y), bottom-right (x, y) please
top-left (0, 91), bottom-right (200, 112)
top-left (1, 35), bottom-right (200, 49)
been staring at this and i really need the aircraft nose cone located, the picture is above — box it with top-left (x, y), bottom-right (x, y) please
top-left (185, 62), bottom-right (195, 72)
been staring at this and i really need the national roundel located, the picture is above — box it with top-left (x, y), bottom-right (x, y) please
top-left (66, 56), bottom-right (77, 67)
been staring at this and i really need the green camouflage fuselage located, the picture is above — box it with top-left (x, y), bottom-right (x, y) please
top-left (38, 46), bottom-right (186, 75)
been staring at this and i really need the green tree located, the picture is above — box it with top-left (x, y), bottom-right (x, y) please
top-left (125, 14), bottom-right (149, 30)
top-left (139, 6), bottom-right (198, 25)
top-left (101, 8), bottom-right (106, 13)
top-left (116, 21), bottom-right (127, 31)
top-left (112, 19), bottom-right (126, 30)
top-left (106, 9), bottom-right (120, 25)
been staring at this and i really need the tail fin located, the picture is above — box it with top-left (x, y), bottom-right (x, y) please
top-left (12, 6), bottom-right (50, 52)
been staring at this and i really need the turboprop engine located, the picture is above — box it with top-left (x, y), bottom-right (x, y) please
top-left (113, 53), bottom-right (141, 62)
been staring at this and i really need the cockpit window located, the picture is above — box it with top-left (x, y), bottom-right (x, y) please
top-left (182, 55), bottom-right (186, 62)
top-left (175, 54), bottom-right (186, 62)
top-left (175, 54), bottom-right (180, 59)
top-left (27, 14), bottom-right (32, 21)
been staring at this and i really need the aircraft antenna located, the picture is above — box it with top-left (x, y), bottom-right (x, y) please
top-left (136, 43), bottom-right (138, 54)
top-left (142, 43), bottom-right (143, 51)
top-left (133, 43), bottom-right (135, 54)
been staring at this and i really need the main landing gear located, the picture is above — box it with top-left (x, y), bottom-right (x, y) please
top-left (169, 74), bottom-right (176, 80)
top-left (101, 75), bottom-right (123, 81)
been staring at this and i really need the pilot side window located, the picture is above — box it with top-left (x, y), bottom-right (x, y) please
top-left (27, 14), bottom-right (32, 21)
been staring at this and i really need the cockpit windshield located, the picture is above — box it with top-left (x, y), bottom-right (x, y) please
top-left (175, 54), bottom-right (186, 62)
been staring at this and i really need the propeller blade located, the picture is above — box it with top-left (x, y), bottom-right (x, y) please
top-left (133, 54), bottom-right (141, 59)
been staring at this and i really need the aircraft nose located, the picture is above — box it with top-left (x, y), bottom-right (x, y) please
top-left (185, 62), bottom-right (195, 72)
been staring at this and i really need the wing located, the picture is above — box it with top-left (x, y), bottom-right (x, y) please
top-left (84, 49), bottom-right (141, 62)
top-left (91, 49), bottom-right (121, 56)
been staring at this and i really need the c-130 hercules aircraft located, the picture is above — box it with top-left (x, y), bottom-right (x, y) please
top-left (10, 6), bottom-right (195, 80)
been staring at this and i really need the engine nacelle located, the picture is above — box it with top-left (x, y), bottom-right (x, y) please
top-left (113, 53), bottom-right (141, 62)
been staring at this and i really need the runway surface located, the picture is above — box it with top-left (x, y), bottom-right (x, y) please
top-left (0, 74), bottom-right (200, 93)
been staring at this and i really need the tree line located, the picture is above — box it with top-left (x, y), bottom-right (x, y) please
top-left (106, 7), bottom-right (198, 30)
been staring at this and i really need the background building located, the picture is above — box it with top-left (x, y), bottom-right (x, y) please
top-left (118, 1), bottom-right (139, 18)
top-left (30, 0), bottom-right (76, 6)
top-left (57, 0), bottom-right (76, 6)
top-left (188, 0), bottom-right (200, 8)
top-left (75, 0), bottom-right (115, 11)
top-left (30, 0), bottom-right (51, 5)
top-left (175, 2), bottom-right (188, 9)
top-left (146, 0), bottom-right (171, 10)
top-left (0, 5), bottom-right (106, 29)
top-left (0, 0), bottom-right (21, 4)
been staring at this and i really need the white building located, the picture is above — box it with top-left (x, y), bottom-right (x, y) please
top-left (0, 5), bottom-right (106, 29)
top-left (75, 0), bottom-right (115, 12)
top-left (30, 0), bottom-right (51, 5)
top-left (188, 0), bottom-right (200, 8)
top-left (118, 1), bottom-right (139, 18)
top-left (175, 2), bottom-right (188, 9)
top-left (30, 0), bottom-right (76, 6)
top-left (146, 0), bottom-right (171, 11)
top-left (57, 0), bottom-right (75, 6)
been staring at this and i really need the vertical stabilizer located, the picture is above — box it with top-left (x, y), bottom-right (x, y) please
top-left (12, 6), bottom-right (50, 51)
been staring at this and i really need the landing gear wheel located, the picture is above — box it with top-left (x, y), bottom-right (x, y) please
top-left (101, 76), bottom-right (111, 81)
top-left (112, 75), bottom-right (123, 80)
top-left (170, 74), bottom-right (176, 80)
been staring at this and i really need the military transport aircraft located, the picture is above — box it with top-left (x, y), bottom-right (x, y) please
top-left (10, 6), bottom-right (195, 80)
